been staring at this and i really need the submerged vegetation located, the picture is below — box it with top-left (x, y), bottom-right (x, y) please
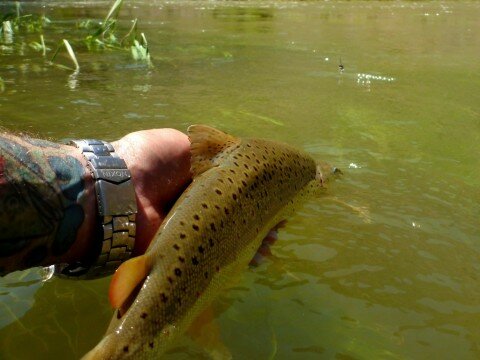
top-left (0, 0), bottom-right (152, 83)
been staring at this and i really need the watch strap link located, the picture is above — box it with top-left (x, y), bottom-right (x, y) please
top-left (55, 139), bottom-right (137, 279)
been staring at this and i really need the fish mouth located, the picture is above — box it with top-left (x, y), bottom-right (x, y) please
top-left (316, 162), bottom-right (342, 186)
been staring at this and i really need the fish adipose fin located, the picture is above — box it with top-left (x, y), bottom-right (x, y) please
top-left (187, 125), bottom-right (240, 177)
top-left (109, 255), bottom-right (150, 309)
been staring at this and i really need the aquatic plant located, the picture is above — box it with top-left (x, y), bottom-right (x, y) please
top-left (130, 33), bottom-right (151, 65)
top-left (81, 0), bottom-right (152, 65)
top-left (28, 34), bottom-right (49, 56)
top-left (1, 2), bottom-right (50, 35)
top-left (2, 0), bottom-right (152, 65)
top-left (51, 39), bottom-right (80, 71)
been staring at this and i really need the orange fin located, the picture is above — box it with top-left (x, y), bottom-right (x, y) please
top-left (187, 305), bottom-right (232, 359)
top-left (250, 221), bottom-right (286, 266)
top-left (109, 255), bottom-right (150, 309)
top-left (187, 125), bottom-right (240, 177)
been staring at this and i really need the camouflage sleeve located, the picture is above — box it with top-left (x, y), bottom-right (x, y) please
top-left (0, 133), bottom-right (96, 275)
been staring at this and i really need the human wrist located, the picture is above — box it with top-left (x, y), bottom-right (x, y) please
top-left (55, 144), bottom-right (97, 266)
top-left (55, 140), bottom-right (138, 278)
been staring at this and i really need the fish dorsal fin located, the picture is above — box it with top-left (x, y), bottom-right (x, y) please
top-left (188, 125), bottom-right (240, 177)
top-left (109, 255), bottom-right (150, 309)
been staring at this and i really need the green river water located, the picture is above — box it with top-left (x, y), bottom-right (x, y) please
top-left (0, 1), bottom-right (479, 359)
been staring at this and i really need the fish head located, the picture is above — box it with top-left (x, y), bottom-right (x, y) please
top-left (316, 161), bottom-right (342, 188)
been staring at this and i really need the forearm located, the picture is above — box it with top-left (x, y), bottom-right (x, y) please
top-left (0, 133), bottom-right (97, 275)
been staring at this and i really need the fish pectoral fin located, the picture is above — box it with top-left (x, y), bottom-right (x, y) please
top-left (250, 221), bottom-right (286, 267)
top-left (109, 255), bottom-right (150, 309)
top-left (187, 306), bottom-right (232, 360)
top-left (187, 124), bottom-right (240, 177)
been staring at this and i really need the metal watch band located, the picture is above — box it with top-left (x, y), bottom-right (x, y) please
top-left (54, 139), bottom-right (137, 279)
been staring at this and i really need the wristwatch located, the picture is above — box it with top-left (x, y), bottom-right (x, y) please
top-left (54, 139), bottom-right (137, 279)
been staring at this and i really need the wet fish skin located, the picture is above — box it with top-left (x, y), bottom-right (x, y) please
top-left (83, 125), bottom-right (329, 359)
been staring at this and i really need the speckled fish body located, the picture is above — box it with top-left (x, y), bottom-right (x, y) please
top-left (83, 125), bottom-right (327, 360)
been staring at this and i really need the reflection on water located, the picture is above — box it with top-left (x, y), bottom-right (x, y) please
top-left (1, 1), bottom-right (479, 359)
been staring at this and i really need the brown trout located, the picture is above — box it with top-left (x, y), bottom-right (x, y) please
top-left (83, 125), bottom-right (334, 359)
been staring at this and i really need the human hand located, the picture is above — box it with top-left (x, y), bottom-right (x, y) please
top-left (112, 128), bottom-right (191, 256)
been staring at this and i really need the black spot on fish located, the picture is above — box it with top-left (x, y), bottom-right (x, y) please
top-left (204, 271), bottom-right (209, 279)
top-left (210, 223), bottom-right (216, 231)
top-left (232, 193), bottom-right (237, 201)
top-left (198, 245), bottom-right (205, 254)
top-left (178, 256), bottom-right (185, 263)
top-left (244, 164), bottom-right (249, 170)
top-left (216, 265), bottom-right (220, 272)
top-left (192, 257), bottom-right (199, 265)
top-left (167, 277), bottom-right (173, 284)
top-left (141, 312), bottom-right (148, 319)
top-left (209, 238), bottom-right (214, 247)
top-left (230, 169), bottom-right (236, 174)
top-left (192, 224), bottom-right (199, 231)
top-left (123, 346), bottom-right (129, 353)
top-left (180, 233), bottom-right (186, 239)
top-left (180, 221), bottom-right (185, 226)
top-left (175, 268), bottom-right (182, 277)
top-left (149, 342), bottom-right (154, 349)
top-left (161, 293), bottom-right (168, 303)
top-left (215, 189), bottom-right (222, 195)
top-left (202, 203), bottom-right (208, 209)
top-left (193, 214), bottom-right (200, 220)
top-left (173, 244), bottom-right (180, 250)
top-left (224, 207), bottom-right (229, 215)
top-left (228, 177), bottom-right (234, 183)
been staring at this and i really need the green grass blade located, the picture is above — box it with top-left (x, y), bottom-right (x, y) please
top-left (63, 39), bottom-right (79, 70)
top-left (40, 34), bottom-right (46, 56)
top-left (104, 0), bottom-right (124, 23)
top-left (120, 18), bottom-right (137, 45)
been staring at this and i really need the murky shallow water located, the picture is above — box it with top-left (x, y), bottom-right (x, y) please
top-left (1, 1), bottom-right (479, 359)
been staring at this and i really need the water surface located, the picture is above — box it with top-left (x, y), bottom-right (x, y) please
top-left (0, 1), bottom-right (479, 359)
